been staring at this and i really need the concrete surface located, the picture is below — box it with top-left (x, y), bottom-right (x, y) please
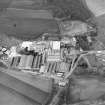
top-left (0, 84), bottom-right (38, 105)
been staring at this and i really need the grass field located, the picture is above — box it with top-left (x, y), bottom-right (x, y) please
top-left (0, 84), bottom-right (37, 105)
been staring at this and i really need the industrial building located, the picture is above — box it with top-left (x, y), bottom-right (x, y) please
top-left (0, 0), bottom-right (105, 105)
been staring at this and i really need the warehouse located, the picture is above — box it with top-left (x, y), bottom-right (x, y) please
top-left (0, 0), bottom-right (105, 105)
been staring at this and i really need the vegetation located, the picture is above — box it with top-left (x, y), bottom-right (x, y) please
top-left (0, 33), bottom-right (22, 48)
top-left (46, 0), bottom-right (92, 21)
